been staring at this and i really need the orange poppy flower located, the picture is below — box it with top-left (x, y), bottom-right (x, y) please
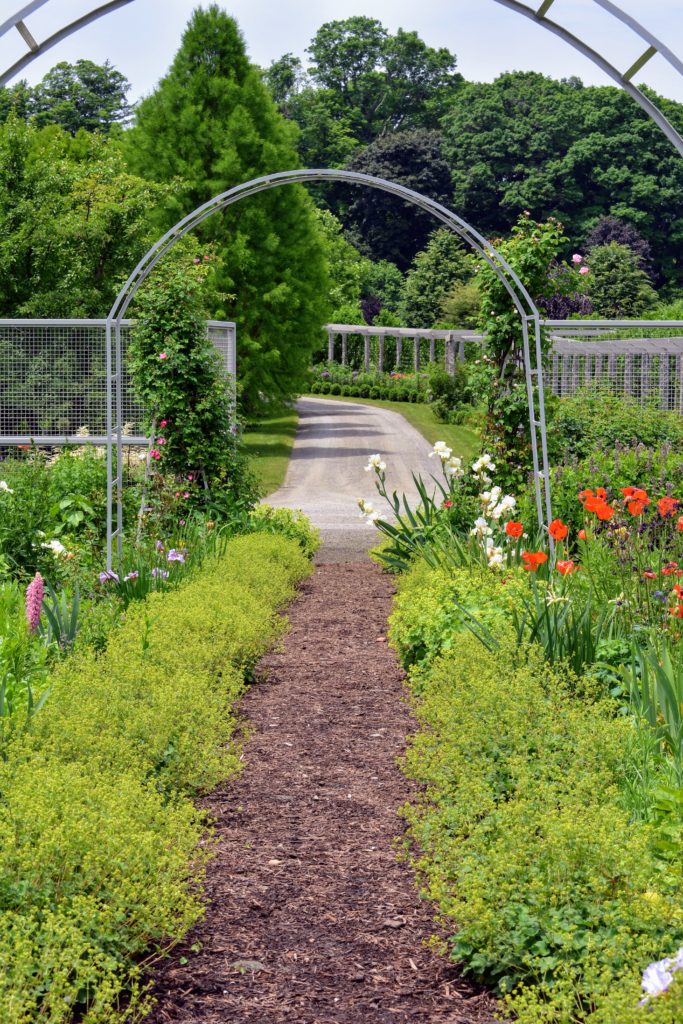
top-left (578, 529), bottom-right (587, 540)
top-left (674, 583), bottom-right (683, 597)
top-left (677, 516), bottom-right (683, 533)
top-left (662, 562), bottom-right (679, 576)
top-left (521, 551), bottom-right (548, 572)
top-left (627, 500), bottom-right (647, 516)
top-left (596, 487), bottom-right (607, 500)
top-left (642, 570), bottom-right (657, 580)
top-left (584, 497), bottom-right (614, 521)
top-left (670, 604), bottom-right (683, 619)
top-left (578, 488), bottom-right (594, 504)
top-left (548, 518), bottom-right (568, 541)
top-left (556, 559), bottom-right (576, 575)
top-left (658, 496), bottom-right (681, 518)
top-left (505, 520), bottom-right (523, 538)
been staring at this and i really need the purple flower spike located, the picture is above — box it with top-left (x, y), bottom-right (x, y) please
top-left (25, 573), bottom-right (44, 633)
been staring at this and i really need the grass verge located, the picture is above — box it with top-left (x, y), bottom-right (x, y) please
top-left (303, 394), bottom-right (480, 460)
top-left (243, 406), bottom-right (299, 497)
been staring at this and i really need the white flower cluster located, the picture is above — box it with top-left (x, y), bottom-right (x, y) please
top-left (365, 453), bottom-right (386, 473)
top-left (479, 486), bottom-right (516, 521)
top-left (429, 441), bottom-right (452, 462)
top-left (486, 541), bottom-right (504, 568)
top-left (357, 498), bottom-right (380, 525)
top-left (472, 452), bottom-right (496, 485)
top-left (41, 538), bottom-right (70, 557)
top-left (0, 480), bottom-right (13, 494)
top-left (641, 947), bottom-right (683, 1003)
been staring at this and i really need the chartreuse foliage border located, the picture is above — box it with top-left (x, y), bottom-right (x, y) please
top-left (390, 563), bottom-right (683, 1024)
top-left (0, 534), bottom-right (312, 1024)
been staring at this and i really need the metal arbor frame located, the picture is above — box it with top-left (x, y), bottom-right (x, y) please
top-left (105, 168), bottom-right (552, 568)
top-left (0, 1), bottom-right (135, 86)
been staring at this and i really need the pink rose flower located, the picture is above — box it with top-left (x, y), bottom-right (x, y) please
top-left (157, 437), bottom-right (166, 445)
top-left (183, 491), bottom-right (190, 499)
top-left (150, 449), bottom-right (161, 460)
top-left (159, 419), bottom-right (168, 428)
top-left (579, 266), bottom-right (590, 275)
top-left (572, 254), bottom-right (583, 264)
top-left (158, 352), bottom-right (168, 361)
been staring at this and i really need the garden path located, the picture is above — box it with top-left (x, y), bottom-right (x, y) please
top-left (266, 397), bottom-right (436, 561)
top-left (145, 561), bottom-right (496, 1024)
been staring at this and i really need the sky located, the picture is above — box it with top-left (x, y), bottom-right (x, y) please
top-left (1, 0), bottom-right (682, 104)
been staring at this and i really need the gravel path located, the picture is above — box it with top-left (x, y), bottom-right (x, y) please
top-left (144, 563), bottom-right (496, 1024)
top-left (266, 397), bottom-right (437, 562)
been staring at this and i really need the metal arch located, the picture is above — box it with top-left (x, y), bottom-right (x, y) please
top-left (0, 0), bottom-right (135, 87)
top-left (105, 168), bottom-right (553, 568)
top-left (491, 0), bottom-right (683, 159)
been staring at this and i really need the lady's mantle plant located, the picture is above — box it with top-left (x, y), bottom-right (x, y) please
top-left (129, 243), bottom-right (256, 517)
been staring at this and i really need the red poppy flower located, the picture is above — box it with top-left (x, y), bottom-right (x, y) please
top-left (578, 488), bottom-right (594, 504)
top-left (521, 551), bottom-right (548, 572)
top-left (585, 498), bottom-right (614, 521)
top-left (443, 499), bottom-right (453, 509)
top-left (596, 487), bottom-right (607, 500)
top-left (658, 496), bottom-right (681, 519)
top-left (642, 570), bottom-right (657, 580)
top-left (670, 604), bottom-right (683, 619)
top-left (505, 520), bottom-right (523, 538)
top-left (556, 559), bottom-right (576, 575)
top-left (677, 516), bottom-right (683, 533)
top-left (626, 499), bottom-right (651, 516)
top-left (674, 583), bottom-right (683, 597)
top-left (548, 518), bottom-right (568, 541)
top-left (578, 529), bottom-right (587, 541)
top-left (662, 562), bottom-right (679, 576)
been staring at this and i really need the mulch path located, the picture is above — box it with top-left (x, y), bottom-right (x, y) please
top-left (144, 561), bottom-right (497, 1024)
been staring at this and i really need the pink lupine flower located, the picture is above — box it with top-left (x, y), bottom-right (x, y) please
top-left (25, 573), bottom-right (44, 633)
top-left (572, 254), bottom-right (583, 264)
top-left (158, 352), bottom-right (168, 361)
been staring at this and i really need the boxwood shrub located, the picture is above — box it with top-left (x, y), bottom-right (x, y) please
top-left (0, 533), bottom-right (312, 1023)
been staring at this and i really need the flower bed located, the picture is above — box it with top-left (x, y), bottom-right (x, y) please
top-left (0, 533), bottom-right (313, 1023)
top-left (360, 443), bottom-right (683, 1021)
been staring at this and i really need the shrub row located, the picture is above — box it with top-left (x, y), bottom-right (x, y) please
top-left (309, 379), bottom-right (427, 402)
top-left (0, 533), bottom-right (312, 1024)
top-left (390, 562), bottom-right (683, 1024)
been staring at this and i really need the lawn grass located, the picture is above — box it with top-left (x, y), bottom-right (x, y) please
top-left (304, 394), bottom-right (480, 460)
top-left (243, 406), bottom-right (299, 497)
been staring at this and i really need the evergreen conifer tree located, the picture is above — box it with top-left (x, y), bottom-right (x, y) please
top-left (126, 5), bottom-right (329, 408)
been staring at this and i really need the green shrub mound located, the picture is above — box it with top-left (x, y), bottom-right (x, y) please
top-left (0, 533), bottom-right (312, 1024)
top-left (391, 565), bottom-right (683, 1024)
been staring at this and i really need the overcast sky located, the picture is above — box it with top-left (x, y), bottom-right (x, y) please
top-left (1, 0), bottom-right (682, 104)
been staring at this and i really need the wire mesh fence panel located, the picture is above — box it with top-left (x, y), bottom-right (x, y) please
top-left (0, 319), bottom-right (237, 445)
top-left (544, 338), bottom-right (683, 412)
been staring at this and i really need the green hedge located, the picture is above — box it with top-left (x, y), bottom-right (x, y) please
top-left (391, 563), bottom-right (683, 1024)
top-left (0, 533), bottom-right (312, 1023)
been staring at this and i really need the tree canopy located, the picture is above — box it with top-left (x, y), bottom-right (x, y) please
top-left (0, 60), bottom-right (132, 134)
top-left (0, 116), bottom-right (165, 317)
top-left (343, 130), bottom-right (453, 269)
top-left (440, 71), bottom-right (683, 288)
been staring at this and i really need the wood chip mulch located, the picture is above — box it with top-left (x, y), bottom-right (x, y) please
top-left (144, 561), bottom-right (497, 1024)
